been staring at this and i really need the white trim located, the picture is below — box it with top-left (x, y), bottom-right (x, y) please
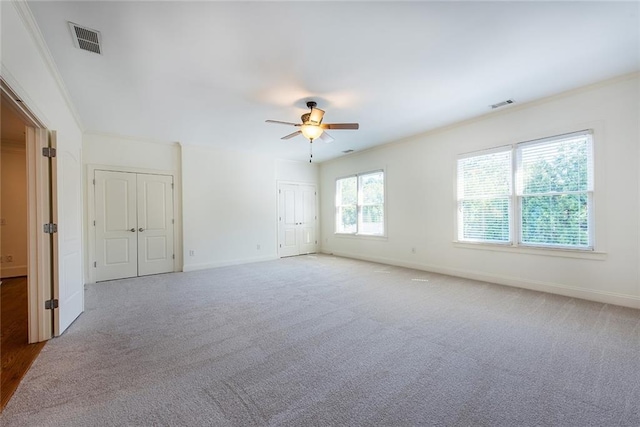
top-left (86, 164), bottom-right (183, 284)
top-left (12, 0), bottom-right (84, 131)
top-left (452, 241), bottom-right (606, 260)
top-left (183, 255), bottom-right (278, 272)
top-left (322, 250), bottom-right (639, 310)
top-left (0, 265), bottom-right (28, 278)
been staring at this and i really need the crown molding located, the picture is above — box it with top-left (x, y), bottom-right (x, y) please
top-left (11, 0), bottom-right (85, 132)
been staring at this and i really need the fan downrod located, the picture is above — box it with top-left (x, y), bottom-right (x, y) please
top-left (306, 101), bottom-right (317, 109)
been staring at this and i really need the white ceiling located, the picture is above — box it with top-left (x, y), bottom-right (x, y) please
top-left (28, 1), bottom-right (639, 163)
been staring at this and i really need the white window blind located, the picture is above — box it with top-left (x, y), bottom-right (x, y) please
top-left (517, 131), bottom-right (593, 249)
top-left (457, 149), bottom-right (512, 243)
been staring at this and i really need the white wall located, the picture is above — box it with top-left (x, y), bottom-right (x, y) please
top-left (181, 145), bottom-right (276, 270)
top-left (2, 1), bottom-right (85, 330)
top-left (1, 141), bottom-right (28, 278)
top-left (319, 74), bottom-right (640, 309)
top-left (82, 132), bottom-right (182, 282)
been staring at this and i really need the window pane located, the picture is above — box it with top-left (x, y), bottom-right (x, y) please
top-left (458, 151), bottom-right (511, 198)
top-left (337, 177), bottom-right (357, 205)
top-left (360, 204), bottom-right (384, 235)
top-left (518, 135), bottom-right (592, 195)
top-left (521, 194), bottom-right (589, 247)
top-left (337, 206), bottom-right (357, 233)
top-left (459, 198), bottom-right (510, 242)
top-left (361, 172), bottom-right (384, 204)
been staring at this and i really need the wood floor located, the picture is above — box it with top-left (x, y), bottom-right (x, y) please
top-left (1, 277), bottom-right (45, 411)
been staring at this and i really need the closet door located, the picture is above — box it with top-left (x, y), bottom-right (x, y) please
top-left (95, 170), bottom-right (138, 281)
top-left (278, 183), bottom-right (317, 257)
top-left (137, 174), bottom-right (174, 276)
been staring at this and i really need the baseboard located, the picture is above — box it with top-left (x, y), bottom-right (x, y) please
top-left (1, 265), bottom-right (28, 279)
top-left (183, 255), bottom-right (279, 272)
top-left (322, 250), bottom-right (640, 310)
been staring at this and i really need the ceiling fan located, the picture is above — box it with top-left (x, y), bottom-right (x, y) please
top-left (266, 101), bottom-right (359, 161)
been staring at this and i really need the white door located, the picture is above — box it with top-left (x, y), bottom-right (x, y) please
top-left (95, 171), bottom-right (138, 281)
top-left (95, 171), bottom-right (174, 281)
top-left (278, 183), bottom-right (317, 257)
top-left (137, 174), bottom-right (174, 276)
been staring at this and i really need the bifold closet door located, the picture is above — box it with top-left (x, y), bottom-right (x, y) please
top-left (136, 174), bottom-right (174, 276)
top-left (95, 170), bottom-right (138, 281)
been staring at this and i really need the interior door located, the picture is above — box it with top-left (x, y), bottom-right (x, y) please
top-left (278, 183), bottom-right (317, 257)
top-left (279, 184), bottom-right (299, 257)
top-left (95, 170), bottom-right (138, 281)
top-left (298, 184), bottom-right (317, 254)
top-left (137, 174), bottom-right (174, 276)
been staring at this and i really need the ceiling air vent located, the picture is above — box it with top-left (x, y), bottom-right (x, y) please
top-left (69, 22), bottom-right (102, 54)
top-left (342, 149), bottom-right (354, 154)
top-left (490, 99), bottom-right (515, 109)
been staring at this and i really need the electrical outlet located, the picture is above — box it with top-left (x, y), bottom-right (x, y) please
top-left (6, 255), bottom-right (13, 262)
top-left (256, 244), bottom-right (261, 250)
top-left (411, 247), bottom-right (416, 254)
top-left (189, 250), bottom-right (195, 256)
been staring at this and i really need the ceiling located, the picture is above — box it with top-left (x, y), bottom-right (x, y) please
top-left (27, 1), bottom-right (639, 163)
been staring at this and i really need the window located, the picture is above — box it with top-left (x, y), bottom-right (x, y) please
top-left (336, 171), bottom-right (384, 236)
top-left (457, 130), bottom-right (593, 250)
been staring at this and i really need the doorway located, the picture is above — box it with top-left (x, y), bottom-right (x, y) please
top-left (94, 170), bottom-right (175, 281)
top-left (277, 182), bottom-right (318, 257)
top-left (0, 90), bottom-right (48, 410)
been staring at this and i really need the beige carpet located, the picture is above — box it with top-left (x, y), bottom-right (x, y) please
top-left (1, 255), bottom-right (639, 426)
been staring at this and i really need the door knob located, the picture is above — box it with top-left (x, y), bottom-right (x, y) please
top-left (139, 228), bottom-right (144, 232)
top-left (129, 228), bottom-right (136, 232)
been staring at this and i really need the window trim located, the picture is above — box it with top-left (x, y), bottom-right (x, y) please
top-left (456, 129), bottom-right (594, 252)
top-left (335, 169), bottom-right (386, 237)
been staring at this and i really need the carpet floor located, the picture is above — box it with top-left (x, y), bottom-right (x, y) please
top-left (1, 255), bottom-right (639, 426)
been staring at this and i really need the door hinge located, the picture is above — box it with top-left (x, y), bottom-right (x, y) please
top-left (42, 147), bottom-right (57, 157)
top-left (94, 261), bottom-right (97, 268)
top-left (93, 179), bottom-right (96, 185)
top-left (279, 244), bottom-right (282, 248)
top-left (315, 240), bottom-right (317, 244)
top-left (172, 254), bottom-right (175, 259)
top-left (279, 189), bottom-right (281, 194)
top-left (43, 223), bottom-right (58, 233)
top-left (172, 219), bottom-right (174, 224)
top-left (45, 299), bottom-right (59, 310)
top-left (171, 183), bottom-right (174, 189)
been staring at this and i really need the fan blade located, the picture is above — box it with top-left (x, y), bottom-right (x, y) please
top-left (266, 120), bottom-right (300, 126)
top-left (321, 123), bottom-right (359, 130)
top-left (281, 130), bottom-right (302, 140)
top-left (319, 132), bottom-right (335, 143)
top-left (308, 108), bottom-right (325, 125)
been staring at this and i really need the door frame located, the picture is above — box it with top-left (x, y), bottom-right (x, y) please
top-left (276, 180), bottom-right (318, 258)
top-left (86, 164), bottom-right (182, 284)
top-left (1, 78), bottom-right (56, 343)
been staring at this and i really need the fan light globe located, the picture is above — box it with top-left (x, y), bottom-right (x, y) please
top-left (301, 124), bottom-right (323, 140)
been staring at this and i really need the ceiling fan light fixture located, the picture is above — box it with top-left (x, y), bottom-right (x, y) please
top-left (308, 108), bottom-right (325, 125)
top-left (301, 124), bottom-right (323, 140)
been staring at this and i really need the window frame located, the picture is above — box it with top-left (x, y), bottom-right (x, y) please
top-left (335, 169), bottom-right (386, 237)
top-left (456, 130), bottom-right (594, 252)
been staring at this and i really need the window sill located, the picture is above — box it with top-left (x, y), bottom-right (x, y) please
top-left (452, 241), bottom-right (607, 260)
top-left (335, 233), bottom-right (388, 241)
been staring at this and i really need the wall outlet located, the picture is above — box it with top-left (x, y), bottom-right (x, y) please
top-left (411, 247), bottom-right (416, 254)
top-left (188, 250), bottom-right (195, 256)
top-left (256, 244), bottom-right (261, 250)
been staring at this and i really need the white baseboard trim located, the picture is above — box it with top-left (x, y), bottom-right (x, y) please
top-left (322, 250), bottom-right (640, 310)
top-left (1, 265), bottom-right (28, 278)
top-left (183, 255), bottom-right (279, 272)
